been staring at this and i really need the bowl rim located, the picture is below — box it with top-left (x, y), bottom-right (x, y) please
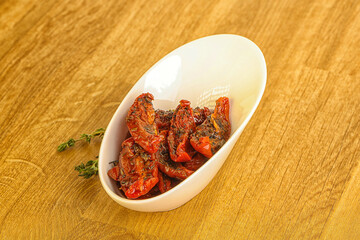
top-left (99, 33), bottom-right (267, 205)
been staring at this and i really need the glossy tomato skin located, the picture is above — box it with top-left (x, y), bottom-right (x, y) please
top-left (189, 134), bottom-right (213, 158)
top-left (126, 93), bottom-right (163, 154)
top-left (158, 171), bottom-right (172, 193)
top-left (193, 107), bottom-right (212, 126)
top-left (168, 100), bottom-right (196, 162)
top-left (111, 94), bottom-right (230, 199)
top-left (183, 153), bottom-right (208, 171)
top-left (118, 137), bottom-right (159, 199)
top-left (107, 166), bottom-right (120, 181)
top-left (190, 97), bottom-right (231, 157)
top-left (156, 130), bottom-right (194, 180)
top-left (155, 109), bottom-right (174, 131)
top-left (137, 186), bottom-right (160, 199)
top-left (212, 97), bottom-right (231, 139)
top-left (126, 169), bottom-right (158, 199)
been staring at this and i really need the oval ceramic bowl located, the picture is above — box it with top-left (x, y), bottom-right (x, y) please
top-left (99, 34), bottom-right (266, 212)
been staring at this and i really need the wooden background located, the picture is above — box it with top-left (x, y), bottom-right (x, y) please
top-left (0, 0), bottom-right (359, 239)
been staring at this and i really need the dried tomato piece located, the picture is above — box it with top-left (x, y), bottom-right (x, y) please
top-left (193, 107), bottom-right (211, 126)
top-left (126, 168), bottom-right (158, 199)
top-left (156, 130), bottom-right (193, 180)
top-left (107, 165), bottom-right (120, 181)
top-left (118, 137), bottom-right (159, 199)
top-left (183, 153), bottom-right (208, 171)
top-left (155, 109), bottom-right (173, 131)
top-left (137, 186), bottom-right (160, 199)
top-left (189, 134), bottom-right (213, 158)
top-left (190, 97), bottom-right (231, 158)
top-left (212, 97), bottom-right (231, 139)
top-left (117, 138), bottom-right (137, 193)
top-left (158, 172), bottom-right (172, 193)
top-left (168, 100), bottom-right (196, 162)
top-left (126, 93), bottom-right (163, 154)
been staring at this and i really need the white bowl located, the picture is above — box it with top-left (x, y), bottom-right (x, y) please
top-left (99, 34), bottom-right (267, 212)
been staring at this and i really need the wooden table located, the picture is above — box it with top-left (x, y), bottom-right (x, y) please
top-left (1, 0), bottom-right (359, 239)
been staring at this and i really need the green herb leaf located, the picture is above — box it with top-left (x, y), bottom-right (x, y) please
top-left (92, 128), bottom-right (105, 138)
top-left (56, 128), bottom-right (105, 152)
top-left (80, 133), bottom-right (92, 143)
top-left (58, 129), bottom-right (104, 179)
top-left (75, 159), bottom-right (98, 179)
top-left (57, 138), bottom-right (76, 152)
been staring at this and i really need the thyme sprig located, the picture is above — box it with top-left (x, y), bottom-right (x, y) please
top-left (75, 156), bottom-right (99, 179)
top-left (57, 128), bottom-right (105, 152)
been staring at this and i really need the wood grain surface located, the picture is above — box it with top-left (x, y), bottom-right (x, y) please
top-left (0, 0), bottom-right (359, 239)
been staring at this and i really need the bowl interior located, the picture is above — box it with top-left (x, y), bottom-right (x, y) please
top-left (100, 34), bottom-right (266, 200)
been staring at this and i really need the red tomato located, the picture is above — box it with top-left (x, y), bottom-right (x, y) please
top-left (184, 153), bottom-right (208, 171)
top-left (155, 109), bottom-right (173, 131)
top-left (109, 94), bottom-right (231, 199)
top-left (156, 130), bottom-right (194, 179)
top-left (158, 172), bottom-right (172, 193)
top-left (137, 186), bottom-right (161, 199)
top-left (190, 97), bottom-right (231, 157)
top-left (118, 137), bottom-right (159, 199)
top-left (212, 97), bottom-right (231, 139)
top-left (168, 100), bottom-right (196, 162)
top-left (107, 166), bottom-right (119, 181)
top-left (126, 93), bottom-right (163, 154)
top-left (193, 107), bottom-right (212, 126)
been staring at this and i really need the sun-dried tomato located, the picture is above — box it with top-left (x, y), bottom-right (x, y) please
top-left (190, 97), bottom-right (231, 158)
top-left (155, 109), bottom-right (174, 131)
top-left (212, 97), bottom-right (231, 139)
top-left (158, 171), bottom-right (172, 193)
top-left (136, 185), bottom-right (160, 199)
top-left (193, 107), bottom-right (212, 126)
top-left (109, 93), bottom-right (231, 199)
top-left (168, 100), bottom-right (196, 162)
top-left (118, 137), bottom-right (159, 199)
top-left (156, 130), bottom-right (193, 179)
top-left (107, 165), bottom-right (120, 181)
top-left (183, 153), bottom-right (208, 171)
top-left (126, 93), bottom-right (163, 154)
